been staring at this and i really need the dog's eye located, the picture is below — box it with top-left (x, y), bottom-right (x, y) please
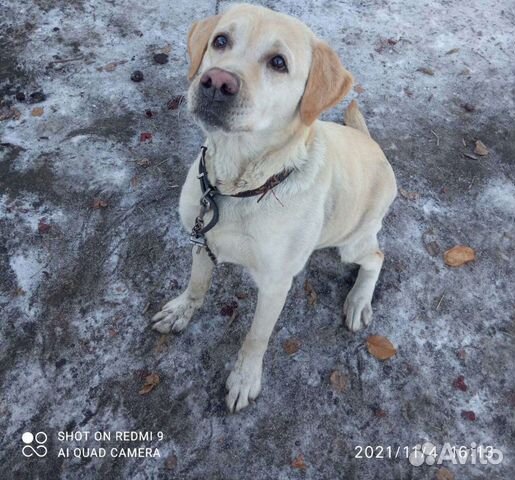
top-left (269, 55), bottom-right (288, 72)
top-left (212, 34), bottom-right (228, 50)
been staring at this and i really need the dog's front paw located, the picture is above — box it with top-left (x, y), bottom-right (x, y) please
top-left (151, 294), bottom-right (200, 333)
top-left (343, 291), bottom-right (373, 332)
top-left (225, 356), bottom-right (262, 413)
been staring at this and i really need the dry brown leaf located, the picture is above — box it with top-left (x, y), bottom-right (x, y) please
top-left (304, 280), bottom-right (317, 306)
top-left (444, 245), bottom-right (476, 267)
top-left (31, 107), bottom-right (44, 117)
top-left (104, 62), bottom-right (118, 72)
top-left (445, 48), bottom-right (460, 55)
top-left (366, 335), bottom-right (397, 360)
top-left (329, 370), bottom-right (347, 392)
top-left (417, 66), bottom-right (434, 76)
top-left (353, 84), bottom-right (365, 94)
top-left (0, 107), bottom-right (21, 121)
top-left (474, 140), bottom-right (488, 156)
top-left (291, 454), bottom-right (307, 470)
top-left (139, 372), bottom-right (160, 395)
top-left (92, 198), bottom-right (108, 209)
top-left (283, 338), bottom-right (300, 355)
top-left (137, 158), bottom-right (151, 167)
top-left (436, 467), bottom-right (455, 480)
top-left (165, 453), bottom-right (177, 470)
top-left (399, 187), bottom-right (419, 201)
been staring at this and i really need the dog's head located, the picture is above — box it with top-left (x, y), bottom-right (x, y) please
top-left (187, 4), bottom-right (353, 133)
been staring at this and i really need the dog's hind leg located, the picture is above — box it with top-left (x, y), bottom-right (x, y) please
top-left (152, 247), bottom-right (214, 333)
top-left (340, 236), bottom-right (384, 332)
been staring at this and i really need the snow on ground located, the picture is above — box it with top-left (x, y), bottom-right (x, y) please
top-left (1, 0), bottom-right (514, 479)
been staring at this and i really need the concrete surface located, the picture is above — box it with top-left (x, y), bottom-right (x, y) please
top-left (1, 0), bottom-right (514, 479)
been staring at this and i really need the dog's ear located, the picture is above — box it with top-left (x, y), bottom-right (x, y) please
top-left (187, 15), bottom-right (221, 81)
top-left (300, 41), bottom-right (353, 125)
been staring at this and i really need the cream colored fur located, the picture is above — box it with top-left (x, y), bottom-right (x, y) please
top-left (151, 4), bottom-right (397, 413)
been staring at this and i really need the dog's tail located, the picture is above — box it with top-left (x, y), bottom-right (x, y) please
top-left (344, 100), bottom-right (371, 137)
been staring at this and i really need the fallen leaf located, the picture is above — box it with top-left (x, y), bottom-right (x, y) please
top-left (329, 370), bottom-right (347, 392)
top-left (474, 140), bottom-right (488, 156)
top-left (373, 407), bottom-right (387, 418)
top-left (461, 410), bottom-right (476, 421)
top-left (38, 219), bottom-right (51, 234)
top-left (31, 107), bottom-right (44, 117)
top-left (92, 198), bottom-right (108, 209)
top-left (140, 132), bottom-right (152, 142)
top-left (165, 453), bottom-right (177, 470)
top-left (436, 467), bottom-right (455, 480)
top-left (291, 454), bottom-right (307, 470)
top-left (417, 66), bottom-right (434, 76)
top-left (452, 375), bottom-right (468, 391)
top-left (456, 349), bottom-right (467, 360)
top-left (398, 187), bottom-right (419, 200)
top-left (130, 175), bottom-right (139, 188)
top-left (366, 335), bottom-right (397, 360)
top-left (444, 245), bottom-right (476, 267)
top-left (137, 158), bottom-right (151, 167)
top-left (104, 62), bottom-right (118, 72)
top-left (445, 48), bottom-right (460, 55)
top-left (304, 280), bottom-right (317, 306)
top-left (0, 107), bottom-right (21, 121)
top-left (139, 373), bottom-right (160, 395)
top-left (404, 87), bottom-right (414, 97)
top-left (353, 84), bottom-right (365, 94)
top-left (220, 301), bottom-right (238, 317)
top-left (283, 338), bottom-right (301, 355)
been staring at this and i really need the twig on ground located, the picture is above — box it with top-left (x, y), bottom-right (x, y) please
top-left (430, 129), bottom-right (440, 146)
top-left (436, 293), bottom-right (445, 311)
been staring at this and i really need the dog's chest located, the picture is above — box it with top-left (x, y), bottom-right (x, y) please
top-left (179, 166), bottom-right (258, 267)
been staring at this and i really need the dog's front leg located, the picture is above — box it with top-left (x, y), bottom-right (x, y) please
top-left (226, 276), bottom-right (292, 413)
top-left (152, 247), bottom-right (214, 333)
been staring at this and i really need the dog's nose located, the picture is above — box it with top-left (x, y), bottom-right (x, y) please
top-left (200, 68), bottom-right (240, 99)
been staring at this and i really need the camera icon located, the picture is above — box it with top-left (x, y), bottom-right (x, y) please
top-left (22, 431), bottom-right (48, 458)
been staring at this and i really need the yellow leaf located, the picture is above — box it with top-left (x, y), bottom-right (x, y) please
top-left (139, 373), bottom-right (160, 395)
top-left (291, 454), bottom-right (307, 470)
top-left (283, 338), bottom-right (300, 355)
top-left (474, 140), bottom-right (488, 156)
top-left (436, 467), bottom-right (455, 480)
top-left (329, 370), bottom-right (347, 392)
top-left (304, 280), bottom-right (317, 306)
top-left (366, 335), bottom-right (397, 360)
top-left (444, 245), bottom-right (476, 267)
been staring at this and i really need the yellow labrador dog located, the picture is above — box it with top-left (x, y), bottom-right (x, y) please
top-left (152, 3), bottom-right (396, 412)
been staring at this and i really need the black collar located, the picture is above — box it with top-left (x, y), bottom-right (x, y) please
top-left (199, 145), bottom-right (293, 202)
top-left (190, 145), bottom-right (293, 263)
